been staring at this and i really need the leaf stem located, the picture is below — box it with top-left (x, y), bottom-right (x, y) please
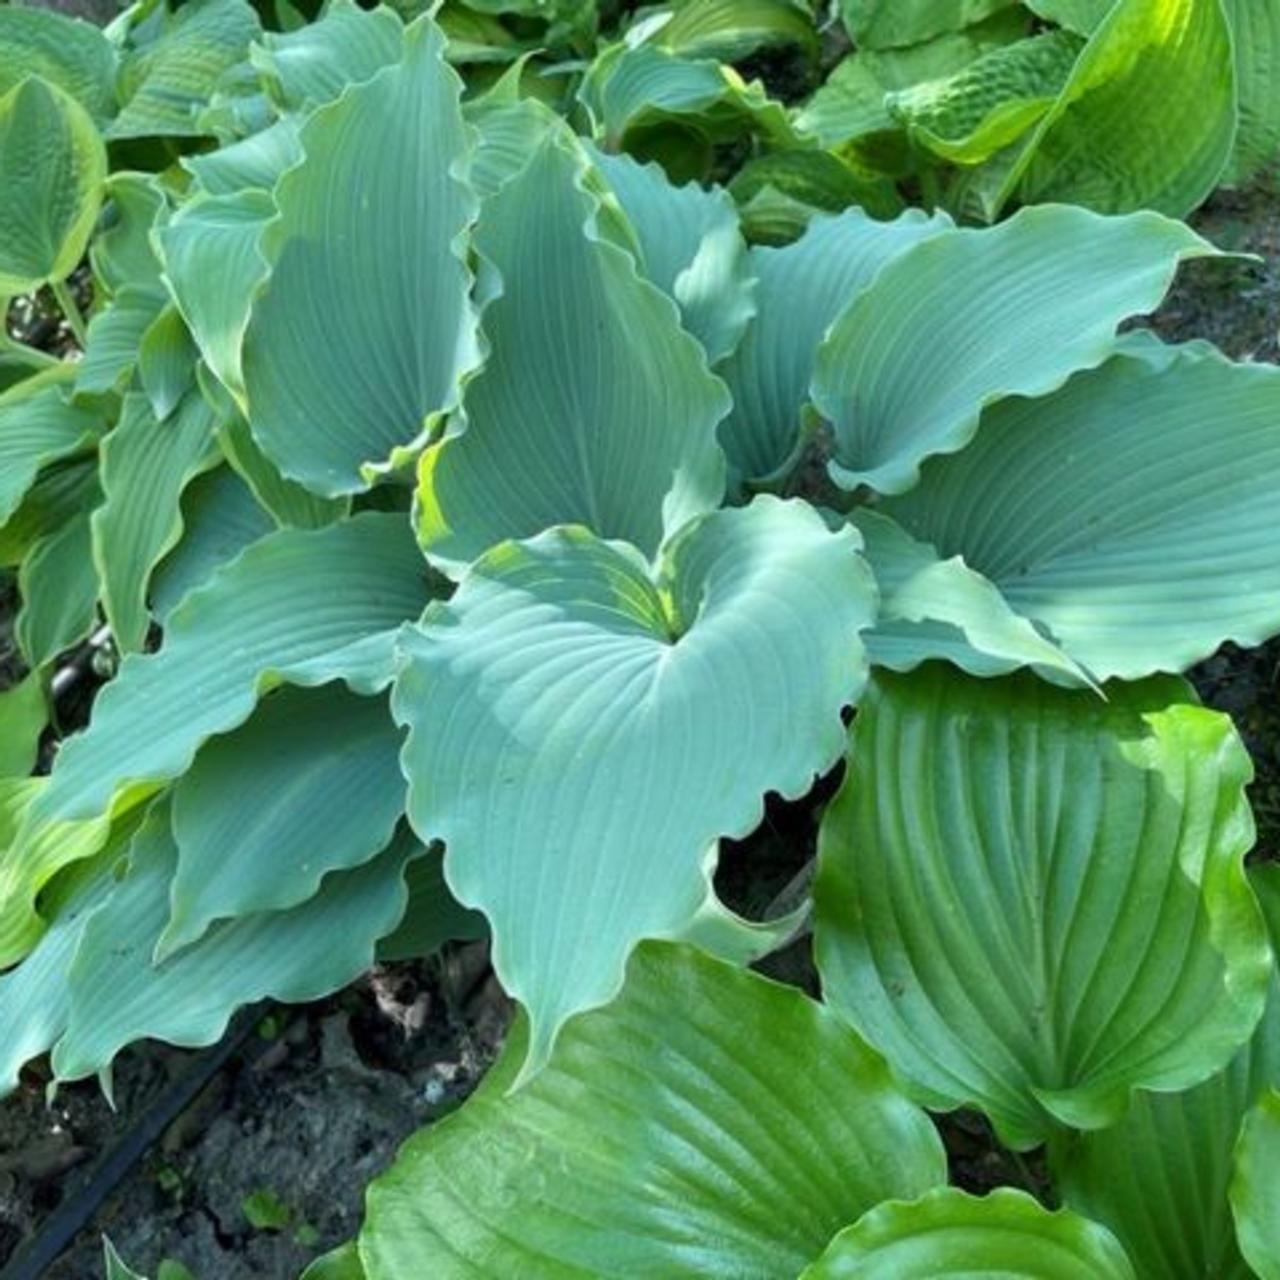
top-left (50, 277), bottom-right (89, 348)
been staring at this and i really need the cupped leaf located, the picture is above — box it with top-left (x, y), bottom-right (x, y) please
top-left (841, 0), bottom-right (1021, 49)
top-left (91, 173), bottom-right (168, 299)
top-left (802, 1188), bottom-right (1135, 1278)
top-left (52, 805), bottom-right (416, 1082)
top-left (1222, 0), bottom-right (1280, 183)
top-left (0, 75), bottom-right (107, 296)
top-left (182, 117), bottom-right (302, 196)
top-left (16, 511), bottom-right (98, 671)
top-left (816, 205), bottom-right (1214, 495)
top-left (359, 942), bottom-right (946, 1278)
top-left (814, 665), bottom-right (1272, 1149)
top-left (0, 513), bottom-right (431, 968)
top-left (1053, 863), bottom-right (1280, 1279)
top-left (160, 683), bottom-right (406, 958)
top-left (880, 344), bottom-right (1280, 679)
top-left (1233, 1089), bottom-right (1280, 1279)
top-left (717, 206), bottom-right (950, 485)
top-left (416, 133), bottom-right (727, 574)
top-left (242, 17), bottom-right (479, 497)
top-left (0, 7), bottom-right (117, 126)
top-left (395, 496), bottom-right (876, 1078)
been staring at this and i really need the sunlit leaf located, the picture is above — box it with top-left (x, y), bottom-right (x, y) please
top-left (1222, 0), bottom-right (1280, 183)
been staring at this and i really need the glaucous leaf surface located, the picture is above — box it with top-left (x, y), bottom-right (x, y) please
top-left (182, 117), bottom-right (302, 196)
top-left (160, 683), bottom-right (406, 957)
top-left (242, 18), bottom-right (480, 496)
top-left (881, 344), bottom-right (1280, 679)
top-left (395, 496), bottom-right (876, 1078)
top-left (802, 1188), bottom-right (1135, 1278)
top-left (0, 7), bottom-right (117, 125)
top-left (0, 75), bottom-right (107, 295)
top-left (814, 205), bottom-right (1213, 495)
top-left (815, 666), bottom-right (1271, 1149)
top-left (0, 514), bottom-right (431, 968)
top-left (1233, 1088), bottom-right (1280, 1279)
top-left (1053, 864), bottom-right (1280, 1279)
top-left (359, 942), bottom-right (946, 1278)
top-left (416, 133), bottom-right (728, 573)
top-left (16, 511), bottom-right (98, 672)
top-left (92, 173), bottom-right (168, 298)
top-left (76, 286), bottom-right (167, 398)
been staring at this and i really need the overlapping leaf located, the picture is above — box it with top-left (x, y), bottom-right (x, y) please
top-left (1222, 0), bottom-right (1280, 183)
top-left (16, 512), bottom-right (98, 671)
top-left (841, 0), bottom-right (1022, 49)
top-left (0, 6), bottom-right (117, 126)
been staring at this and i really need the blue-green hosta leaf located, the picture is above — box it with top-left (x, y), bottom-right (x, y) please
top-left (0, 456), bottom-right (98, 568)
top-left (249, 0), bottom-right (403, 111)
top-left (16, 511), bottom-right (98, 671)
top-left (1233, 1088), bottom-right (1280, 1279)
top-left (395, 496), bottom-right (876, 1078)
top-left (464, 89), bottom-right (561, 197)
top-left (1053, 864), bottom-right (1280, 1280)
top-left (91, 173), bottom-right (168, 298)
top-left (137, 305), bottom-right (198, 423)
top-left (816, 205), bottom-right (1214, 495)
top-left (0, 7), bottom-right (117, 126)
top-left (0, 371), bottom-right (103, 525)
top-left (109, 0), bottom-right (261, 140)
top-left (160, 683), bottom-right (405, 958)
top-left (242, 18), bottom-right (479, 497)
top-left (91, 392), bottom-right (220, 654)
top-left (852, 508), bottom-right (1089, 688)
top-left (1222, 0), bottom-right (1280, 183)
top-left (76, 286), bottom-right (167, 398)
top-left (375, 848), bottom-right (486, 963)
top-left (814, 666), bottom-right (1272, 1150)
top-left (716, 206), bottom-right (951, 485)
top-left (840, 0), bottom-right (1021, 49)
top-left (881, 345), bottom-right (1280, 679)
top-left (150, 464), bottom-right (273, 621)
top-left (416, 134), bottom-right (727, 574)
top-left (1003, 0), bottom-right (1236, 216)
top-left (0, 514), bottom-right (431, 968)
top-left (591, 147), bottom-right (754, 364)
top-left (0, 674), bottom-right (46, 778)
top-left (52, 805), bottom-right (416, 1082)
top-left (0, 335), bottom-right (57, 395)
top-left (359, 942), bottom-right (946, 1278)
top-left (653, 0), bottom-right (817, 63)
top-left (182, 117), bottom-right (302, 196)
top-left (0, 76), bottom-right (107, 296)
top-left (802, 1188), bottom-right (1136, 1278)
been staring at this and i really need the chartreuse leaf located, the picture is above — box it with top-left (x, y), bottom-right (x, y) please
top-left (242, 17), bottom-right (479, 498)
top-left (1004, 0), bottom-right (1236, 216)
top-left (359, 942), bottom-right (946, 1278)
top-left (852, 508), bottom-right (1089, 688)
top-left (881, 345), bottom-right (1280, 679)
top-left (814, 666), bottom-right (1272, 1150)
top-left (716, 206), bottom-right (950, 485)
top-left (52, 805), bottom-right (416, 1082)
top-left (1053, 863), bottom-right (1280, 1279)
top-left (17, 512), bottom-right (98, 670)
top-left (395, 496), bottom-right (875, 1079)
top-left (0, 514), bottom-right (431, 968)
top-left (91, 392), bottom-right (220, 655)
top-left (590, 146), bottom-right (754, 364)
top-left (1234, 1089), bottom-right (1280, 1278)
top-left (416, 133), bottom-right (727, 574)
top-left (109, 0), bottom-right (260, 140)
top-left (1222, 0), bottom-right (1280, 183)
top-left (160, 683), bottom-right (405, 958)
top-left (816, 206), bottom-right (1214, 496)
top-left (840, 0), bottom-right (1021, 49)
top-left (0, 674), bottom-right (46, 777)
top-left (0, 76), bottom-right (107, 296)
top-left (0, 7), bottom-right (117, 126)
top-left (802, 1188), bottom-right (1135, 1278)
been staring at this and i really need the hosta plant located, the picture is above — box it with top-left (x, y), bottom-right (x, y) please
top-left (0, 2), bottom-right (1279, 1278)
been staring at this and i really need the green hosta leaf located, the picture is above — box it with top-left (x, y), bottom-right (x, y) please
top-left (0, 514), bottom-right (431, 968)
top-left (1233, 1089), bottom-right (1280, 1279)
top-left (242, 18), bottom-right (479, 497)
top-left (92, 174), bottom-right (168, 299)
top-left (0, 76), bottom-right (107, 296)
top-left (102, 1237), bottom-right (145, 1280)
top-left (0, 457), bottom-right (98, 568)
top-left (1025, 0), bottom-right (1115, 33)
top-left (359, 942), bottom-right (946, 1278)
top-left (0, 7), bottom-right (117, 126)
top-left (852, 508), bottom-right (1089, 687)
top-left (182, 117), bottom-right (302, 196)
top-left (717, 206), bottom-right (950, 485)
top-left (416, 134), bottom-right (727, 574)
top-left (300, 1244), bottom-right (364, 1280)
top-left (0, 336), bottom-right (57, 394)
top-left (1053, 864), bottom-right (1280, 1279)
top-left (0, 674), bottom-right (46, 777)
top-left (150, 465), bottom-right (273, 621)
top-left (881, 345), bottom-right (1280, 679)
top-left (375, 849), bottom-right (486, 963)
top-left (816, 205), bottom-right (1213, 496)
top-left (52, 804), bottom-right (416, 1082)
top-left (76, 286), bottom-right (167, 398)
top-left (91, 392), bottom-right (220, 655)
top-left (394, 496), bottom-right (876, 1078)
top-left (814, 666), bottom-right (1272, 1149)
top-left (137, 305), bottom-right (198, 423)
top-left (1005, 0), bottom-right (1236, 216)
top-left (652, 0), bottom-right (819, 64)
top-left (109, 0), bottom-right (261, 140)
top-left (887, 30), bottom-right (1084, 165)
top-left (17, 511), bottom-right (98, 671)
top-left (1222, 0), bottom-right (1280, 183)
top-left (160, 683), bottom-right (405, 957)
top-left (591, 146), bottom-right (754, 363)
top-left (841, 0), bottom-right (1021, 49)
top-left (802, 1188), bottom-right (1136, 1278)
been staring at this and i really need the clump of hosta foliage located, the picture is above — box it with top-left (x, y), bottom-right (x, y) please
top-left (2, 0), bottom-right (1280, 1277)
